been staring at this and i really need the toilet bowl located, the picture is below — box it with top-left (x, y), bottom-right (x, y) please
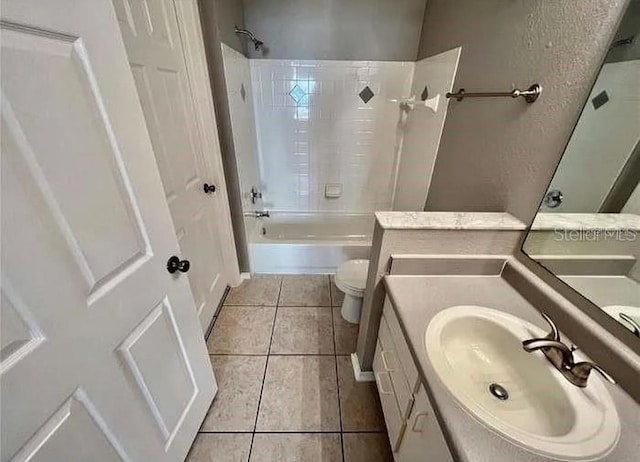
top-left (335, 259), bottom-right (369, 324)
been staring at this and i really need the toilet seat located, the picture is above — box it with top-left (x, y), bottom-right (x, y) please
top-left (335, 259), bottom-right (369, 297)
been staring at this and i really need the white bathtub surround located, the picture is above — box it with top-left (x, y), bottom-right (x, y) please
top-left (221, 50), bottom-right (463, 274)
top-left (221, 44), bottom-right (262, 213)
top-left (250, 59), bottom-right (414, 212)
top-left (393, 47), bottom-right (462, 211)
top-left (249, 213), bottom-right (373, 274)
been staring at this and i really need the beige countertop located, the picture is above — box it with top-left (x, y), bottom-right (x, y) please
top-left (374, 211), bottom-right (527, 230)
top-left (531, 213), bottom-right (640, 231)
top-left (384, 274), bottom-right (640, 462)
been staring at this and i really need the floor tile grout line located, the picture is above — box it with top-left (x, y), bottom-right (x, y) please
top-left (197, 430), bottom-right (387, 435)
top-left (198, 275), bottom-right (387, 460)
top-left (208, 353), bottom-right (343, 357)
top-left (248, 276), bottom-right (283, 460)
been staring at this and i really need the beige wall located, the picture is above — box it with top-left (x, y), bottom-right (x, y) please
top-left (243, 0), bottom-right (428, 60)
top-left (419, 0), bottom-right (629, 224)
top-left (214, 0), bottom-right (247, 55)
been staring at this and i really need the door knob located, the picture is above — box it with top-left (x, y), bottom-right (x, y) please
top-left (167, 256), bottom-right (190, 274)
top-left (203, 183), bottom-right (216, 194)
top-left (544, 189), bottom-right (563, 208)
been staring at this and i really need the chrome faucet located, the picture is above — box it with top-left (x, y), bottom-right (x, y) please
top-left (522, 313), bottom-right (615, 388)
top-left (619, 313), bottom-right (640, 337)
top-left (245, 210), bottom-right (270, 218)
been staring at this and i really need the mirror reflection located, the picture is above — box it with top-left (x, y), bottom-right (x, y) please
top-left (523, 0), bottom-right (640, 338)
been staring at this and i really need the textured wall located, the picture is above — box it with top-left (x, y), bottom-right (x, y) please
top-left (419, 0), bottom-right (629, 224)
top-left (242, 0), bottom-right (427, 61)
top-left (212, 0), bottom-right (247, 55)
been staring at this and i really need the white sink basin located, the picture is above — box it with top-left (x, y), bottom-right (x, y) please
top-left (603, 305), bottom-right (640, 335)
top-left (425, 306), bottom-right (620, 460)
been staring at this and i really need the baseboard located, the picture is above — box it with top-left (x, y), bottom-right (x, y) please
top-left (239, 272), bottom-right (251, 282)
top-left (351, 353), bottom-right (374, 382)
top-left (204, 286), bottom-right (229, 342)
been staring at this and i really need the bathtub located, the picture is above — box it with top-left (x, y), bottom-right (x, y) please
top-left (249, 213), bottom-right (374, 274)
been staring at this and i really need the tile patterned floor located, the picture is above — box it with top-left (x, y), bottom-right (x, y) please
top-left (187, 275), bottom-right (392, 462)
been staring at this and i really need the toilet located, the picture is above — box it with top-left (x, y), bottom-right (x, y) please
top-left (335, 259), bottom-right (370, 324)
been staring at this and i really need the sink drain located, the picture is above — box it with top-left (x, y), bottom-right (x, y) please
top-left (489, 383), bottom-right (509, 401)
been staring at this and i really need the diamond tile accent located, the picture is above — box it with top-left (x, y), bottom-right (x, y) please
top-left (420, 85), bottom-right (429, 101)
top-left (592, 90), bottom-right (609, 110)
top-left (359, 86), bottom-right (374, 104)
top-left (289, 84), bottom-right (306, 104)
top-left (240, 83), bottom-right (246, 102)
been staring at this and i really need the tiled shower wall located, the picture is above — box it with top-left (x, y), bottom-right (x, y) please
top-left (250, 59), bottom-right (414, 212)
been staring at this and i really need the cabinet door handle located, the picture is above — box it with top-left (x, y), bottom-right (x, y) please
top-left (375, 372), bottom-right (394, 395)
top-left (412, 412), bottom-right (429, 432)
top-left (380, 350), bottom-right (395, 371)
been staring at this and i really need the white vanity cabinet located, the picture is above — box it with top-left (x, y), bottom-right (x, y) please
top-left (373, 298), bottom-right (453, 461)
top-left (398, 384), bottom-right (453, 461)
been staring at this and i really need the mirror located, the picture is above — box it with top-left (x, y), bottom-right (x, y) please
top-left (523, 0), bottom-right (640, 339)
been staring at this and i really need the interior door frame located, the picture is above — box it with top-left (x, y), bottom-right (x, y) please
top-left (173, 0), bottom-right (241, 288)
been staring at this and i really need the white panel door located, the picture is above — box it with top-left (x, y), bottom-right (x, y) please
top-left (113, 0), bottom-right (230, 331)
top-left (0, 1), bottom-right (216, 461)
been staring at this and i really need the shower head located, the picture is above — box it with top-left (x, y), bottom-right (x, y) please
top-left (234, 26), bottom-right (265, 52)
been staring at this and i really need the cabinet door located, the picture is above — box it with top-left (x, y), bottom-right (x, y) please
top-left (378, 314), bottom-right (414, 420)
top-left (397, 385), bottom-right (453, 462)
top-left (373, 341), bottom-right (406, 452)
